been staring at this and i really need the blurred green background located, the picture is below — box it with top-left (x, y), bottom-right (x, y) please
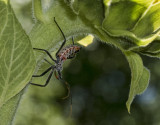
top-left (11, 0), bottom-right (160, 125)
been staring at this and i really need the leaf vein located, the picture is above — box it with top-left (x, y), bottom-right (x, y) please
top-left (0, 66), bottom-right (6, 83)
top-left (0, 6), bottom-right (8, 40)
top-left (11, 51), bottom-right (30, 73)
top-left (12, 44), bottom-right (28, 64)
top-left (10, 53), bottom-right (32, 85)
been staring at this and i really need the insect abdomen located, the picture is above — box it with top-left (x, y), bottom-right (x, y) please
top-left (57, 45), bottom-right (81, 61)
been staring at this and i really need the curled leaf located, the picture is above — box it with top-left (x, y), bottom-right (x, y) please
top-left (103, 0), bottom-right (160, 47)
top-left (124, 51), bottom-right (150, 113)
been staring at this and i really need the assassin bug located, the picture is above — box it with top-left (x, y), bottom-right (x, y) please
top-left (30, 17), bottom-right (81, 100)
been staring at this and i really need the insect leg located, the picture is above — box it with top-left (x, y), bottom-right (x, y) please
top-left (33, 48), bottom-right (57, 63)
top-left (67, 55), bottom-right (75, 59)
top-left (61, 81), bottom-right (70, 99)
top-left (56, 71), bottom-right (72, 117)
top-left (57, 71), bottom-right (70, 99)
top-left (44, 59), bottom-right (53, 66)
top-left (57, 70), bottom-right (63, 80)
top-left (62, 80), bottom-right (72, 117)
top-left (54, 71), bottom-right (59, 80)
top-left (54, 70), bottom-right (70, 99)
top-left (32, 66), bottom-right (52, 77)
top-left (54, 17), bottom-right (67, 56)
top-left (30, 70), bottom-right (54, 87)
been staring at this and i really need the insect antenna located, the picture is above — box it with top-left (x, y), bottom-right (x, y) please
top-left (54, 17), bottom-right (67, 56)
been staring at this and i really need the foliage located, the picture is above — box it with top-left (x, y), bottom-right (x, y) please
top-left (0, 0), bottom-right (160, 124)
top-left (0, 0), bottom-right (35, 124)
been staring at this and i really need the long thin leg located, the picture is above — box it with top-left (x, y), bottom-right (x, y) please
top-left (61, 81), bottom-right (70, 99)
top-left (58, 70), bottom-right (62, 80)
top-left (61, 79), bottom-right (72, 117)
top-left (33, 48), bottom-right (57, 63)
top-left (57, 71), bottom-right (70, 99)
top-left (55, 70), bottom-right (72, 116)
top-left (54, 71), bottom-right (59, 80)
top-left (54, 17), bottom-right (67, 56)
top-left (44, 59), bottom-right (53, 66)
top-left (32, 66), bottom-right (52, 77)
top-left (54, 70), bottom-right (62, 80)
top-left (30, 70), bottom-right (53, 87)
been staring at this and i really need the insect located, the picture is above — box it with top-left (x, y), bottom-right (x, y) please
top-left (30, 17), bottom-right (81, 100)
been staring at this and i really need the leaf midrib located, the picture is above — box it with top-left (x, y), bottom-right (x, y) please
top-left (131, 0), bottom-right (155, 31)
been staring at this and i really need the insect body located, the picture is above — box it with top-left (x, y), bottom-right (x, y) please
top-left (55, 45), bottom-right (81, 79)
top-left (57, 45), bottom-right (81, 62)
top-left (30, 17), bottom-right (81, 99)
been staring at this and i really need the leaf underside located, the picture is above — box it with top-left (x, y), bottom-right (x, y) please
top-left (0, 0), bottom-right (35, 123)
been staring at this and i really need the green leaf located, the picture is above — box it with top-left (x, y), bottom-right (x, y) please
top-left (0, 0), bottom-right (35, 109)
top-left (0, 92), bottom-right (22, 125)
top-left (32, 0), bottom-right (44, 23)
top-left (65, 0), bottom-right (104, 26)
top-left (30, 0), bottom-right (97, 63)
top-left (124, 51), bottom-right (150, 113)
top-left (103, 0), bottom-right (160, 47)
top-left (133, 40), bottom-right (160, 58)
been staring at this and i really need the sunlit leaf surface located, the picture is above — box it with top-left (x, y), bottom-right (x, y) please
top-left (103, 0), bottom-right (160, 46)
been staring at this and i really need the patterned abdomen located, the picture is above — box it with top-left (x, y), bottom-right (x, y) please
top-left (57, 45), bottom-right (81, 61)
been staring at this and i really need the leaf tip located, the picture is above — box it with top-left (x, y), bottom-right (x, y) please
top-left (126, 101), bottom-right (131, 114)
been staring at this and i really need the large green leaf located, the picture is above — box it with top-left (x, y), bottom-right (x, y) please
top-left (29, 0), bottom-right (154, 114)
top-left (103, 0), bottom-right (160, 47)
top-left (124, 51), bottom-right (150, 113)
top-left (0, 0), bottom-right (35, 114)
top-left (65, 0), bottom-right (104, 26)
top-left (30, 0), bottom-right (97, 63)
